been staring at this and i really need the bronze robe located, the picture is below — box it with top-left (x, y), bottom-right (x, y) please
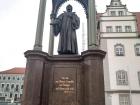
top-left (53, 12), bottom-right (80, 54)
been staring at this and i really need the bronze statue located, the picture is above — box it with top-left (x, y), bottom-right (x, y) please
top-left (52, 4), bottom-right (80, 55)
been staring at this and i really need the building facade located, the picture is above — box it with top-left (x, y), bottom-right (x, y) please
top-left (0, 68), bottom-right (25, 104)
top-left (99, 0), bottom-right (140, 105)
top-left (0, 1), bottom-right (140, 105)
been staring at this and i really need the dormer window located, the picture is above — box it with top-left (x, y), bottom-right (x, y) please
top-left (115, 3), bottom-right (118, 6)
top-left (118, 11), bottom-right (124, 16)
top-left (106, 26), bottom-right (113, 32)
top-left (125, 26), bottom-right (132, 32)
top-left (110, 11), bottom-right (116, 16)
top-left (116, 26), bottom-right (122, 32)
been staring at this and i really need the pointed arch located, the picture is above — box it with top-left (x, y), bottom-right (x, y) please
top-left (51, 0), bottom-right (88, 18)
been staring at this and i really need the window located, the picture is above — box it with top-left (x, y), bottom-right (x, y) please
top-left (0, 93), bottom-right (2, 96)
top-left (15, 85), bottom-right (19, 92)
top-left (116, 26), bottom-right (122, 32)
top-left (138, 72), bottom-right (140, 85)
top-left (115, 3), bottom-right (118, 6)
top-left (11, 84), bottom-right (14, 89)
top-left (22, 77), bottom-right (24, 80)
top-left (10, 93), bottom-right (13, 98)
top-left (21, 85), bottom-right (23, 89)
top-left (134, 44), bottom-right (140, 56)
top-left (1, 84), bottom-right (4, 88)
top-left (14, 94), bottom-right (18, 101)
top-left (8, 77), bottom-right (10, 80)
top-left (20, 94), bottom-right (22, 98)
top-left (125, 26), bottom-right (132, 32)
top-left (106, 26), bottom-right (113, 32)
top-left (116, 70), bottom-right (128, 85)
top-left (119, 94), bottom-right (130, 105)
top-left (13, 77), bottom-right (15, 80)
top-left (5, 84), bottom-right (10, 92)
top-left (114, 44), bottom-right (125, 56)
top-left (110, 11), bottom-right (116, 16)
top-left (118, 11), bottom-right (124, 16)
top-left (17, 77), bottom-right (20, 80)
top-left (3, 76), bottom-right (5, 80)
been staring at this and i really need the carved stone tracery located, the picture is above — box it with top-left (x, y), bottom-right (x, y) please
top-left (51, 0), bottom-right (88, 18)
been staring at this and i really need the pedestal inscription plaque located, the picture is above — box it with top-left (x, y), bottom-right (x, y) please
top-left (51, 67), bottom-right (78, 105)
top-left (55, 77), bottom-right (74, 94)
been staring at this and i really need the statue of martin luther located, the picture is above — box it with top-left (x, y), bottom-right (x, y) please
top-left (52, 4), bottom-right (80, 55)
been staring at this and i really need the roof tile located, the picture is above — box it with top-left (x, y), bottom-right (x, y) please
top-left (0, 67), bottom-right (25, 74)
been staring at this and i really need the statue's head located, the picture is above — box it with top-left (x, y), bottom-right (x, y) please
top-left (66, 4), bottom-right (73, 12)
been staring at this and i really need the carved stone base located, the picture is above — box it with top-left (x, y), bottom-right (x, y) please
top-left (22, 50), bottom-right (106, 105)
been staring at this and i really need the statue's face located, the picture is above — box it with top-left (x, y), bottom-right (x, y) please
top-left (66, 5), bottom-right (72, 12)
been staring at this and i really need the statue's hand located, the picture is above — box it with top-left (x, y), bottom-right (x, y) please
top-left (51, 19), bottom-right (59, 25)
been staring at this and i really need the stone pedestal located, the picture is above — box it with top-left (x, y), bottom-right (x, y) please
top-left (22, 50), bottom-right (106, 105)
top-left (82, 50), bottom-right (106, 105)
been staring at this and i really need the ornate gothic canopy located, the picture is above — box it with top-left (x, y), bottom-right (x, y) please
top-left (51, 0), bottom-right (88, 18)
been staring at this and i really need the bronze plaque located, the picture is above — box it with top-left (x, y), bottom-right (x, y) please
top-left (52, 68), bottom-right (77, 105)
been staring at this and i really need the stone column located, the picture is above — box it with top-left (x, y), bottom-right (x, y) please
top-left (34, 0), bottom-right (47, 51)
top-left (48, 18), bottom-right (55, 55)
top-left (88, 0), bottom-right (97, 49)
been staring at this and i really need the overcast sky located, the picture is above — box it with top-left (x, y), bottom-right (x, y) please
top-left (0, 0), bottom-right (140, 71)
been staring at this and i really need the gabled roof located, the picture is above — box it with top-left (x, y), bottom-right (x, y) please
top-left (0, 67), bottom-right (25, 74)
top-left (97, 12), bottom-right (140, 37)
top-left (107, 0), bottom-right (125, 8)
